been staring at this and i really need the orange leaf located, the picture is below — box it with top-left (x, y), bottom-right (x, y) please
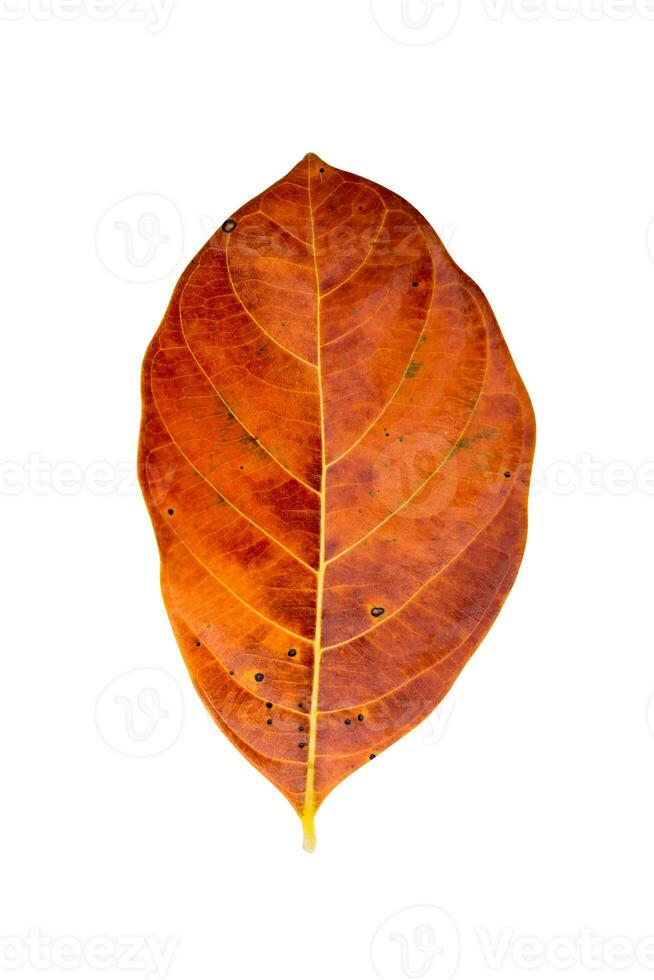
top-left (138, 154), bottom-right (535, 850)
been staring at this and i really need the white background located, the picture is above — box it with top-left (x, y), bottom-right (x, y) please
top-left (1, 2), bottom-right (653, 979)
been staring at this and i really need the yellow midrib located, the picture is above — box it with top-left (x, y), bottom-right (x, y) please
top-left (302, 163), bottom-right (324, 852)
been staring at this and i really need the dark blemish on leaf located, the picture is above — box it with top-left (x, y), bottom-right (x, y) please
top-left (221, 219), bottom-right (237, 233)
top-left (195, 641), bottom-right (201, 647)
top-left (267, 718), bottom-right (272, 725)
top-left (405, 361), bottom-right (422, 380)
top-left (357, 714), bottom-right (364, 722)
top-left (319, 167), bottom-right (325, 173)
top-left (254, 673), bottom-right (264, 682)
top-left (299, 742), bottom-right (306, 748)
top-left (299, 725), bottom-right (304, 732)
top-left (266, 702), bottom-right (273, 709)
top-left (344, 719), bottom-right (351, 725)
top-left (369, 753), bottom-right (376, 760)
top-left (229, 670), bottom-right (234, 676)
top-left (456, 427), bottom-right (499, 454)
top-left (398, 435), bottom-right (404, 442)
top-left (412, 281), bottom-right (418, 287)
top-left (371, 607), bottom-right (385, 617)
top-left (287, 648), bottom-right (297, 657)
top-left (298, 702), bottom-right (305, 708)
top-left (167, 508), bottom-right (174, 516)
top-left (504, 471), bottom-right (512, 478)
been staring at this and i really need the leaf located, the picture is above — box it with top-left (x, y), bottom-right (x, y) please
top-left (138, 154), bottom-right (535, 850)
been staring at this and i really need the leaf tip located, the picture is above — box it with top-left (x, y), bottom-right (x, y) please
top-left (301, 811), bottom-right (316, 853)
top-left (303, 151), bottom-right (329, 173)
